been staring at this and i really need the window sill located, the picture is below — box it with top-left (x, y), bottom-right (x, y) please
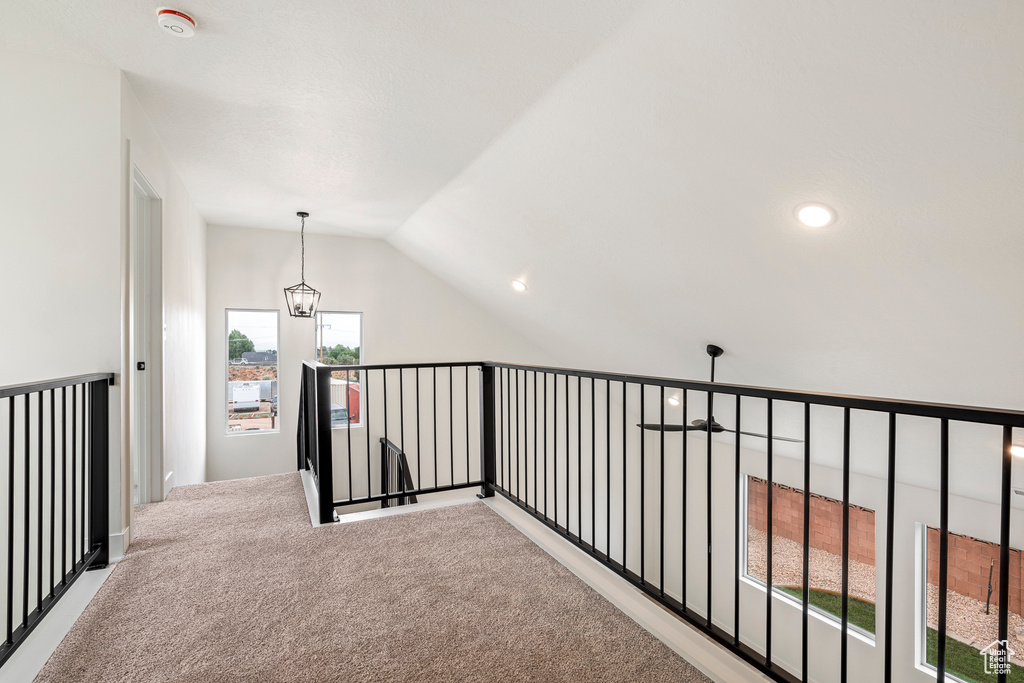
top-left (740, 575), bottom-right (877, 647)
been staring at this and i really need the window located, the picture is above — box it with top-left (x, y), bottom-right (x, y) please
top-left (314, 311), bottom-right (362, 428)
top-left (225, 309), bottom-right (279, 434)
top-left (919, 526), bottom-right (1020, 682)
top-left (743, 475), bottom-right (877, 638)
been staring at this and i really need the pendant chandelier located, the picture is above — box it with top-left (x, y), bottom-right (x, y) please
top-left (283, 211), bottom-right (321, 318)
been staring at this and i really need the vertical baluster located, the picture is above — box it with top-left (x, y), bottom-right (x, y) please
top-left (514, 369), bottom-right (519, 500)
top-left (659, 386), bottom-right (665, 598)
top-left (365, 371), bottom-right (371, 500)
top-left (466, 367), bottom-right (471, 486)
top-left (398, 370), bottom-right (404, 493)
top-left (883, 412), bottom-right (896, 683)
top-left (82, 387), bottom-right (88, 564)
top-left (622, 381), bottom-right (627, 571)
top-left (399, 369), bottom-right (406, 497)
top-left (540, 374), bottom-right (548, 518)
top-left (840, 407), bottom-right (852, 683)
top-left (49, 390), bottom-right (55, 597)
top-left (23, 393), bottom-right (30, 626)
top-left (732, 394), bottom-right (740, 643)
top-left (37, 392), bottom-right (43, 610)
top-left (565, 374), bottom-right (570, 530)
top-left (383, 369), bottom-right (389, 494)
top-left (6, 398), bottom-right (14, 644)
top-left (935, 418), bottom-right (949, 683)
top-left (765, 398), bottom-right (773, 667)
top-left (434, 367), bottom-right (439, 491)
top-left (640, 383), bottom-right (645, 584)
top-left (998, 425), bottom-right (1012, 683)
top-left (553, 373), bottom-right (558, 527)
top-left (706, 387), bottom-right (714, 627)
top-left (802, 403), bottom-right (811, 682)
top-left (606, 379), bottom-right (611, 560)
top-left (533, 372), bottom-right (538, 511)
top-left (414, 369), bottom-right (420, 491)
top-left (577, 375), bottom-right (581, 539)
top-left (683, 389), bottom-right (688, 611)
top-left (543, 373), bottom-right (548, 520)
top-left (449, 366), bottom-right (454, 488)
top-left (591, 378), bottom-right (595, 549)
top-left (346, 371), bottom-right (353, 501)
top-left (60, 387), bottom-right (66, 584)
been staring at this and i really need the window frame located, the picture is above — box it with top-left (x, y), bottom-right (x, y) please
top-left (739, 473), bottom-right (877, 644)
top-left (224, 308), bottom-right (280, 436)
top-left (313, 310), bottom-right (364, 429)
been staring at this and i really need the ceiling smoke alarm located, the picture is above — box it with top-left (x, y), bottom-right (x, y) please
top-left (157, 8), bottom-right (196, 37)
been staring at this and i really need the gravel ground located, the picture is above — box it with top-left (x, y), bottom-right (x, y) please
top-left (746, 525), bottom-right (876, 602)
top-left (926, 583), bottom-right (1024, 666)
top-left (746, 525), bottom-right (1024, 665)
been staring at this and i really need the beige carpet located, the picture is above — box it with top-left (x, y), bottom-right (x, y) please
top-left (35, 473), bottom-right (709, 682)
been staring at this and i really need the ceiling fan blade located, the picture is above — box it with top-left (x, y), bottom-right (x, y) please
top-left (726, 428), bottom-right (805, 443)
top-left (637, 423), bottom-right (687, 432)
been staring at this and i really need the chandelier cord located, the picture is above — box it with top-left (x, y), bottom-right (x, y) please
top-left (300, 214), bottom-right (305, 284)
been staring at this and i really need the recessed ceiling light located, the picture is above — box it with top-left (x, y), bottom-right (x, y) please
top-left (667, 396), bottom-right (680, 407)
top-left (511, 280), bottom-right (527, 292)
top-left (1012, 444), bottom-right (1024, 458)
top-left (795, 203), bottom-right (836, 228)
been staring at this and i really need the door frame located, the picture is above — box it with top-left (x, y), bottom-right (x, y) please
top-left (128, 165), bottom-right (164, 510)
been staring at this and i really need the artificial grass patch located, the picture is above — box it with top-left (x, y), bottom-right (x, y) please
top-left (776, 585), bottom-right (876, 634)
top-left (776, 585), bottom-right (1023, 682)
top-left (926, 628), bottom-right (1024, 683)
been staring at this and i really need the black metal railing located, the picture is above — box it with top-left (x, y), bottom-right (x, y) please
top-left (0, 373), bottom-right (112, 668)
top-left (380, 439), bottom-right (417, 508)
top-left (298, 359), bottom-right (1024, 683)
top-left (298, 361), bottom-right (483, 524)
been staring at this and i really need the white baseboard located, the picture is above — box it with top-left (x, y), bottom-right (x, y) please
top-left (108, 526), bottom-right (130, 563)
top-left (1, 567), bottom-right (113, 683)
top-left (485, 496), bottom-right (773, 683)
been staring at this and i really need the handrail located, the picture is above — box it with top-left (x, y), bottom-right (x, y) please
top-left (307, 358), bottom-right (1024, 426)
top-left (0, 373), bottom-right (115, 400)
top-left (483, 361), bottom-right (1024, 427)
top-left (304, 360), bottom-right (484, 372)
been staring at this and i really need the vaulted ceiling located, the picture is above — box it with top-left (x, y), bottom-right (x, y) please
top-left (10, 0), bottom-right (1024, 409)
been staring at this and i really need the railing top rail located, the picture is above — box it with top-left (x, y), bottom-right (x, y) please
top-left (379, 437), bottom-right (404, 454)
top-left (303, 360), bottom-right (485, 372)
top-left (483, 361), bottom-right (1024, 428)
top-left (0, 372), bottom-right (115, 400)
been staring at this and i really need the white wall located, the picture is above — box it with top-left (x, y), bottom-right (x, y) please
top-left (0, 49), bottom-right (123, 543)
top-left (120, 75), bottom-right (207, 515)
top-left (205, 225), bottom-right (552, 482)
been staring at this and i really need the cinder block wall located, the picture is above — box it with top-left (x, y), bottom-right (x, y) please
top-left (747, 477), bottom-right (875, 565)
top-left (926, 527), bottom-right (1023, 612)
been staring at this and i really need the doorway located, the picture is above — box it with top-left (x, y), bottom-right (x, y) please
top-left (130, 169), bottom-right (163, 507)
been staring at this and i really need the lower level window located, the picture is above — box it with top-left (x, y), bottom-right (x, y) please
top-left (920, 526), bottom-right (1022, 682)
top-left (226, 309), bottom-right (279, 434)
top-left (744, 475), bottom-right (877, 638)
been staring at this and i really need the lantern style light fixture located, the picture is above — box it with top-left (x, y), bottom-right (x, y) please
top-left (283, 211), bottom-right (321, 318)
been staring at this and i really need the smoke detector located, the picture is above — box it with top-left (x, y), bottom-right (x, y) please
top-left (157, 8), bottom-right (196, 37)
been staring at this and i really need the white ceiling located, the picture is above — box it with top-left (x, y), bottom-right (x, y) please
top-left (9, 0), bottom-right (1024, 409)
top-left (390, 0), bottom-right (1024, 408)
top-left (6, 0), bottom-right (646, 236)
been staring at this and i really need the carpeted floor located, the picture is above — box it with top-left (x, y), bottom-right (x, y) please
top-left (35, 473), bottom-right (709, 682)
